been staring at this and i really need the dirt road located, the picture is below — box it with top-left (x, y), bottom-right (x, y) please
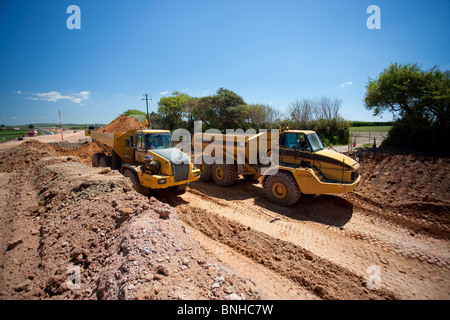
top-left (0, 131), bottom-right (88, 152)
top-left (156, 151), bottom-right (450, 300)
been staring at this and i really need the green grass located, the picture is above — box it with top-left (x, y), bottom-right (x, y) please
top-left (349, 126), bottom-right (391, 132)
top-left (0, 129), bottom-right (42, 143)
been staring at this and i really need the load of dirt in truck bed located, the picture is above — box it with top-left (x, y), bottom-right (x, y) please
top-left (97, 115), bottom-right (143, 134)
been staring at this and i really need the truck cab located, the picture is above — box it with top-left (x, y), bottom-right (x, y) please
top-left (279, 130), bottom-right (360, 184)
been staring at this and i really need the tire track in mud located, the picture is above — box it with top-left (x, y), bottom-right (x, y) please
top-left (236, 180), bottom-right (450, 271)
top-left (192, 182), bottom-right (449, 271)
top-left (345, 192), bottom-right (450, 240)
top-left (340, 194), bottom-right (450, 269)
top-left (164, 192), bottom-right (396, 300)
top-left (157, 180), bottom-right (450, 299)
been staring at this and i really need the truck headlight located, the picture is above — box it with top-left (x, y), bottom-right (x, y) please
top-left (194, 171), bottom-right (200, 177)
top-left (351, 169), bottom-right (360, 181)
top-left (145, 160), bottom-right (160, 174)
top-left (158, 178), bottom-right (166, 184)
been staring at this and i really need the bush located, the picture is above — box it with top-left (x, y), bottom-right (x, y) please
top-left (382, 117), bottom-right (450, 154)
top-left (365, 63), bottom-right (449, 153)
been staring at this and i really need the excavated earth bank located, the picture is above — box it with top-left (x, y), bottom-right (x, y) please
top-left (0, 123), bottom-right (449, 300)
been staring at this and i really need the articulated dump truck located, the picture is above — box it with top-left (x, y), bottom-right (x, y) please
top-left (193, 129), bottom-right (361, 206)
top-left (87, 129), bottom-right (200, 195)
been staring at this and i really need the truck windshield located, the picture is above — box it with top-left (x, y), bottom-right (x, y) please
top-left (145, 133), bottom-right (172, 149)
top-left (306, 133), bottom-right (324, 152)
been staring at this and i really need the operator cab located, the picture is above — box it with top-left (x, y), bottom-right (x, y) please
top-left (131, 131), bottom-right (173, 150)
top-left (144, 133), bottom-right (172, 150)
top-left (280, 130), bottom-right (325, 168)
top-left (281, 131), bottom-right (324, 152)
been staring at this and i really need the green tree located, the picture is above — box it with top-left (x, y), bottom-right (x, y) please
top-left (157, 91), bottom-right (192, 131)
top-left (189, 88), bottom-right (247, 131)
top-left (243, 104), bottom-right (281, 130)
top-left (121, 109), bottom-right (147, 121)
top-left (364, 63), bottom-right (450, 152)
top-left (148, 111), bottom-right (163, 129)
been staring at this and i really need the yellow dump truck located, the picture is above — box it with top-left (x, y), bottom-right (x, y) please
top-left (193, 129), bottom-right (360, 206)
top-left (87, 129), bottom-right (200, 195)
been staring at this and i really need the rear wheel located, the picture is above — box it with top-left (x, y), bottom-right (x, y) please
top-left (211, 163), bottom-right (237, 187)
top-left (123, 169), bottom-right (149, 196)
top-left (99, 155), bottom-right (112, 168)
top-left (92, 153), bottom-right (103, 167)
top-left (111, 150), bottom-right (122, 171)
top-left (264, 171), bottom-right (300, 206)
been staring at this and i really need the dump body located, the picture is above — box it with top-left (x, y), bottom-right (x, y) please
top-left (193, 129), bottom-right (360, 205)
top-left (88, 129), bottom-right (200, 190)
top-left (193, 131), bottom-right (278, 172)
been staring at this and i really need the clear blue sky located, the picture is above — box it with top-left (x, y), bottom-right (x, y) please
top-left (0, 0), bottom-right (449, 125)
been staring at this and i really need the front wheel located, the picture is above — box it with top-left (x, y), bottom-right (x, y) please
top-left (264, 171), bottom-right (301, 206)
top-left (123, 169), bottom-right (149, 196)
top-left (169, 184), bottom-right (188, 194)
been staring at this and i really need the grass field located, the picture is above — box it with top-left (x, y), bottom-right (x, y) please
top-left (349, 126), bottom-right (391, 132)
top-left (0, 130), bottom-right (41, 143)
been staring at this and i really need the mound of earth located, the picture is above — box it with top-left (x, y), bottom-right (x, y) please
top-left (52, 141), bottom-right (103, 165)
top-left (347, 149), bottom-right (450, 239)
top-left (0, 141), bottom-right (260, 300)
top-left (0, 140), bottom-right (58, 172)
top-left (97, 116), bottom-right (143, 133)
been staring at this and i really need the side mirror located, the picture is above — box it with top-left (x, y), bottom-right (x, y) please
top-left (125, 139), bottom-right (130, 146)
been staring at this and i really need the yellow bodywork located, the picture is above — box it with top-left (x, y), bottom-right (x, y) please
top-left (89, 129), bottom-right (200, 189)
top-left (136, 166), bottom-right (200, 189)
top-left (314, 149), bottom-right (360, 183)
top-left (194, 129), bottom-right (360, 196)
top-left (288, 166), bottom-right (360, 195)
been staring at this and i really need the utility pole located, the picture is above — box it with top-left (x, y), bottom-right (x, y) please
top-left (59, 109), bottom-right (64, 141)
top-left (142, 93), bottom-right (152, 128)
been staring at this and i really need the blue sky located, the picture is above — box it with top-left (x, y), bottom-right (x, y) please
top-left (0, 0), bottom-right (449, 125)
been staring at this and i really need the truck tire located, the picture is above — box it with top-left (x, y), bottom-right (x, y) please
top-left (111, 150), bottom-right (122, 171)
top-left (123, 169), bottom-right (149, 196)
top-left (92, 153), bottom-right (104, 167)
top-left (169, 183), bottom-right (188, 194)
top-left (264, 171), bottom-right (301, 206)
top-left (198, 160), bottom-right (212, 181)
top-left (212, 163), bottom-right (237, 187)
top-left (99, 155), bottom-right (112, 168)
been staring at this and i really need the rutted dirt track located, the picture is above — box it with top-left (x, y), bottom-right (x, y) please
top-left (0, 136), bottom-right (449, 299)
top-left (158, 148), bottom-right (450, 300)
